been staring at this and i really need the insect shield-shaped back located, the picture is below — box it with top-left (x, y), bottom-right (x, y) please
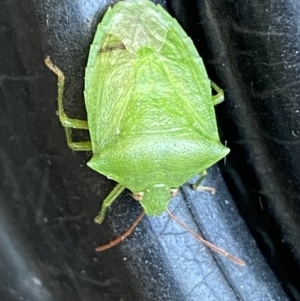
top-left (84, 1), bottom-right (229, 215)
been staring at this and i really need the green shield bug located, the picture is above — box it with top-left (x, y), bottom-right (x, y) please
top-left (45, 0), bottom-right (245, 266)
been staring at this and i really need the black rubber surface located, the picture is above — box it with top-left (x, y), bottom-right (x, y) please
top-left (0, 0), bottom-right (298, 300)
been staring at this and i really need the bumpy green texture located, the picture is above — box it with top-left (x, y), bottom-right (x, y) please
top-left (84, 0), bottom-right (229, 215)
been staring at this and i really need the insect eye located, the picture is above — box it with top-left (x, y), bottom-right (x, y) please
top-left (131, 192), bottom-right (144, 201)
top-left (170, 188), bottom-right (179, 197)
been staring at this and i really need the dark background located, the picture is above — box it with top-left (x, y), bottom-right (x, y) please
top-left (0, 0), bottom-right (299, 300)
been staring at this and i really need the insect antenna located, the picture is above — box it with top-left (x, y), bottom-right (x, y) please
top-left (95, 211), bottom-right (145, 252)
top-left (166, 209), bottom-right (245, 266)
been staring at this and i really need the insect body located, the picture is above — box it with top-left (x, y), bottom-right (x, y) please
top-left (45, 0), bottom-right (244, 265)
top-left (85, 0), bottom-right (229, 216)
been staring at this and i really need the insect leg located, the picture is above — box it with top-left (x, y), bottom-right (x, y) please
top-left (211, 81), bottom-right (224, 105)
top-left (61, 128), bottom-right (92, 151)
top-left (94, 183), bottom-right (126, 224)
top-left (192, 170), bottom-right (216, 194)
top-left (45, 56), bottom-right (92, 151)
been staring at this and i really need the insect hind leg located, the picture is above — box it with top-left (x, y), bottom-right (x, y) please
top-left (45, 56), bottom-right (92, 151)
top-left (211, 81), bottom-right (224, 106)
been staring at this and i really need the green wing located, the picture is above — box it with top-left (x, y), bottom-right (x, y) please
top-left (85, 1), bottom-right (229, 192)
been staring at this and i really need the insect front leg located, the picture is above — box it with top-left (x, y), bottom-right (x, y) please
top-left (45, 56), bottom-right (92, 151)
top-left (94, 183), bottom-right (126, 224)
top-left (192, 170), bottom-right (216, 194)
top-left (211, 81), bottom-right (224, 106)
